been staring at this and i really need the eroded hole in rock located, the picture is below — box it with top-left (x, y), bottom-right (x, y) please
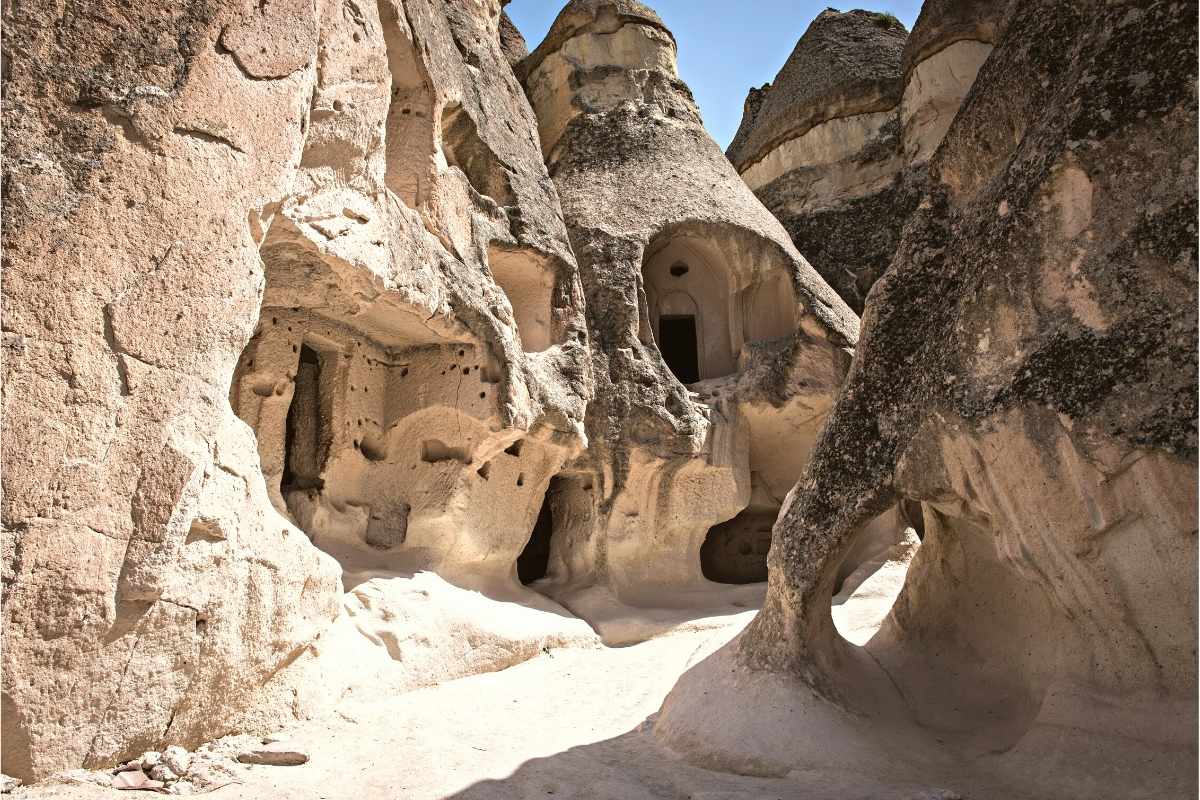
top-left (700, 510), bottom-right (775, 584)
top-left (642, 225), bottom-right (801, 385)
top-left (659, 314), bottom-right (700, 385)
top-left (831, 504), bottom-right (925, 647)
top-left (422, 439), bottom-right (471, 463)
top-left (643, 239), bottom-right (734, 381)
top-left (515, 475), bottom-right (592, 586)
top-left (517, 480), bottom-right (557, 585)
top-left (283, 344), bottom-right (331, 496)
top-left (487, 245), bottom-right (557, 352)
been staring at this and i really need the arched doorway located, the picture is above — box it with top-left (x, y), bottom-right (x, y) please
top-left (643, 243), bottom-right (735, 382)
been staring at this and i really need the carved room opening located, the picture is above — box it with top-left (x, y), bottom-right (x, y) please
top-left (659, 314), bottom-right (700, 384)
top-left (700, 509), bottom-right (774, 584)
top-left (283, 344), bottom-right (331, 496)
top-left (643, 241), bottom-right (735, 381)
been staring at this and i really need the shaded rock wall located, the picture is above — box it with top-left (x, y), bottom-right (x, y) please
top-left (658, 2), bottom-right (1198, 797)
top-left (518, 0), bottom-right (862, 601)
top-left (2, 0), bottom-right (590, 781)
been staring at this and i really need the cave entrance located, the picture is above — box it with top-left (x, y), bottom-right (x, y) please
top-left (700, 510), bottom-right (775, 584)
top-left (282, 344), bottom-right (330, 494)
top-left (516, 474), bottom-right (580, 582)
top-left (659, 314), bottom-right (700, 385)
top-left (517, 480), bottom-right (558, 585)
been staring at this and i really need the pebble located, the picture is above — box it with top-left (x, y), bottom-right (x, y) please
top-left (0, 774), bottom-right (20, 794)
top-left (237, 741), bottom-right (309, 766)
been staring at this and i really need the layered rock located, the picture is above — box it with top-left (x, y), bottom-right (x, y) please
top-left (729, 6), bottom-right (1007, 312)
top-left (2, 0), bottom-right (589, 781)
top-left (658, 2), bottom-right (1198, 798)
top-left (727, 9), bottom-right (909, 311)
top-left (899, 0), bottom-right (1007, 165)
top-left (517, 0), bottom-right (862, 604)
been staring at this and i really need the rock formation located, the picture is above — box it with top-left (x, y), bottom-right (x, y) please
top-left (728, 5), bottom-right (1007, 312)
top-left (2, 0), bottom-right (592, 781)
top-left (517, 0), bottom-right (862, 605)
top-left (1, 0), bottom-right (866, 781)
top-left (2, 0), bottom-right (1195, 795)
top-left (658, 2), bottom-right (1199, 798)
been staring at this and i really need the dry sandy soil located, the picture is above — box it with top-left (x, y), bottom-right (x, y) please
top-left (16, 561), bottom-right (964, 800)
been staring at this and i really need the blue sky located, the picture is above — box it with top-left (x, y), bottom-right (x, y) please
top-left (507, 1), bottom-right (921, 149)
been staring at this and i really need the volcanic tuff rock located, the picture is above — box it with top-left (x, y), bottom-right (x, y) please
top-left (1, 0), bottom-right (867, 781)
top-left (729, 6), bottom-right (1008, 312)
top-left (2, 0), bottom-right (591, 780)
top-left (658, 2), bottom-right (1199, 798)
top-left (518, 0), bottom-right (880, 604)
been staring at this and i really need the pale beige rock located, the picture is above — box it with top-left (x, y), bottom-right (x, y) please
top-left (2, 0), bottom-right (589, 782)
top-left (517, 0), bottom-right (861, 609)
top-left (899, 39), bottom-right (993, 164)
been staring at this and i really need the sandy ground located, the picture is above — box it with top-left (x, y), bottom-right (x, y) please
top-left (17, 558), bottom-right (931, 800)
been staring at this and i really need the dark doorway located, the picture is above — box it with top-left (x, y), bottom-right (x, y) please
top-left (518, 484), bottom-right (556, 585)
top-left (700, 511), bottom-right (775, 584)
top-left (283, 344), bottom-right (329, 492)
top-left (659, 314), bottom-right (699, 384)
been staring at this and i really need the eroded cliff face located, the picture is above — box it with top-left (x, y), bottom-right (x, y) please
top-left (657, 2), bottom-right (1198, 798)
top-left (729, 5), bottom-right (1008, 313)
top-left (2, 0), bottom-right (590, 780)
top-left (517, 0), bottom-right (863, 604)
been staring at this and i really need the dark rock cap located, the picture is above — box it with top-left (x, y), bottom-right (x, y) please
top-left (900, 0), bottom-right (1011, 86)
top-left (727, 8), bottom-right (907, 173)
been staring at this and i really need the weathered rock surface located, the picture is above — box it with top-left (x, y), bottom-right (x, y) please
top-left (899, 0), bottom-right (1008, 165)
top-left (2, 0), bottom-right (590, 781)
top-left (729, 6), bottom-right (1007, 312)
top-left (727, 9), bottom-right (909, 311)
top-left (658, 2), bottom-right (1198, 798)
top-left (518, 0), bottom-right (862, 605)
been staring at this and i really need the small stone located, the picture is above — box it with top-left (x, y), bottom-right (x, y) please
top-left (149, 764), bottom-right (179, 783)
top-left (236, 742), bottom-right (309, 766)
top-left (163, 745), bottom-right (192, 775)
top-left (169, 779), bottom-right (196, 795)
top-left (138, 750), bottom-right (162, 769)
top-left (0, 774), bottom-right (21, 793)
